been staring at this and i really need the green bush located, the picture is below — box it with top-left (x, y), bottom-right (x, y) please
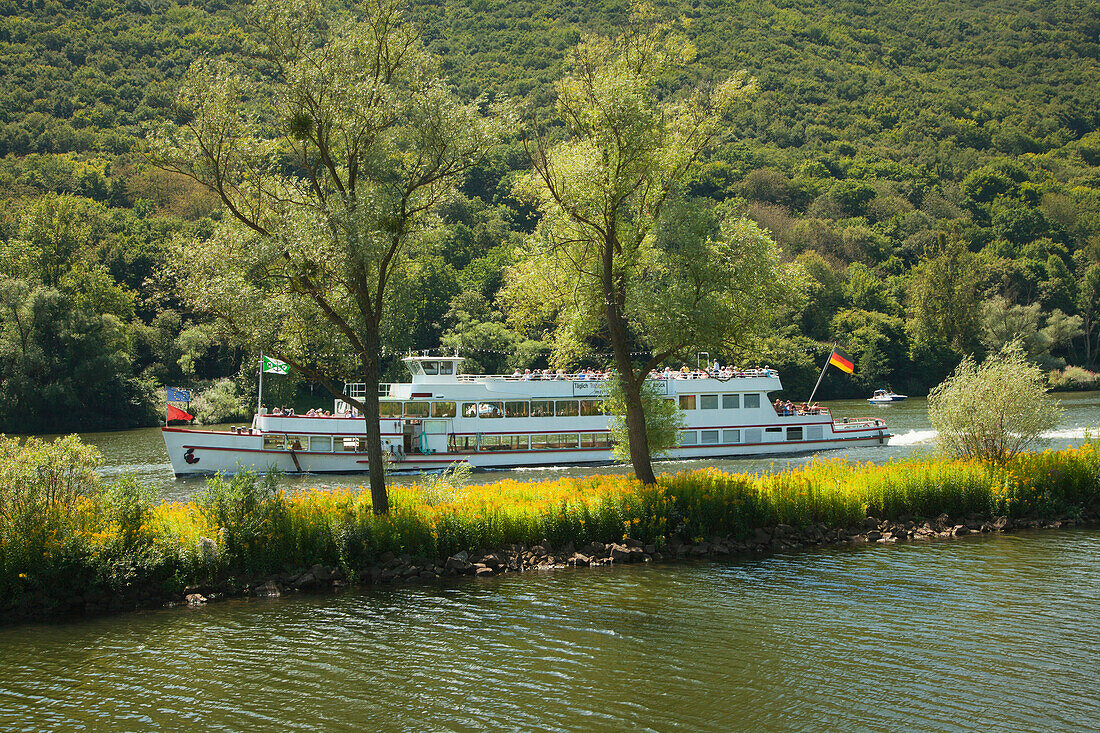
top-left (197, 469), bottom-right (289, 573)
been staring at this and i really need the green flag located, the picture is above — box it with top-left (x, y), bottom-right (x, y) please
top-left (262, 355), bottom-right (290, 375)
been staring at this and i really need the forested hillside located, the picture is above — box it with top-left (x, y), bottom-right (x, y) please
top-left (1, 0), bottom-right (1098, 432)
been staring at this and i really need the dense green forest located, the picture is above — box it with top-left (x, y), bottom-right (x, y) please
top-left (1, 0), bottom-right (1099, 432)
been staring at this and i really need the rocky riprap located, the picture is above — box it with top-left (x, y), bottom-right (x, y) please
top-left (174, 511), bottom-right (1091, 607)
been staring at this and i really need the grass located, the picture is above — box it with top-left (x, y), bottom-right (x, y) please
top-left (2, 435), bottom-right (1098, 619)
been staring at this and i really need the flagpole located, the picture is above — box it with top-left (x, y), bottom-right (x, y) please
top-left (807, 342), bottom-right (835, 405)
top-left (258, 351), bottom-right (264, 415)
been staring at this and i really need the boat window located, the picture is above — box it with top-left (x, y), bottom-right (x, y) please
top-left (557, 433), bottom-right (579, 449)
top-left (722, 393), bottom-right (739, 409)
top-left (505, 401), bottom-right (529, 417)
top-left (448, 435), bottom-right (478, 453)
top-left (339, 437), bottom-right (369, 452)
top-left (480, 434), bottom-right (528, 451)
top-left (310, 436), bottom-right (332, 452)
top-left (531, 434), bottom-right (553, 450)
top-left (744, 393), bottom-right (761, 409)
top-left (700, 430), bottom-right (719, 445)
top-left (680, 430), bottom-right (697, 445)
top-left (478, 402), bottom-right (503, 418)
top-left (787, 427), bottom-right (803, 441)
top-left (580, 432), bottom-right (612, 449)
top-left (422, 361), bottom-right (439, 375)
top-left (722, 429), bottom-right (740, 444)
top-left (440, 361), bottom-right (455, 375)
top-left (679, 395), bottom-right (696, 410)
top-left (287, 436), bottom-right (307, 451)
top-left (431, 402), bottom-right (456, 418)
top-left (555, 400), bottom-right (579, 417)
top-left (579, 399), bottom-right (603, 416)
top-left (479, 435), bottom-right (506, 451)
top-left (407, 361), bottom-right (423, 375)
top-left (765, 427), bottom-right (782, 433)
top-left (379, 401), bottom-right (402, 418)
top-left (700, 394), bottom-right (719, 410)
top-left (530, 400), bottom-right (553, 417)
top-left (806, 426), bottom-right (824, 440)
top-left (462, 403), bottom-right (479, 418)
top-left (263, 435), bottom-right (286, 450)
top-left (744, 428), bottom-right (761, 443)
top-left (404, 401), bottom-right (430, 418)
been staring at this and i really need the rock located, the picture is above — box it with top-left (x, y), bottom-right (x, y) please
top-left (992, 516), bottom-right (1009, 530)
top-left (752, 527), bottom-right (771, 544)
top-left (582, 541), bottom-right (606, 557)
top-left (254, 581), bottom-right (281, 598)
top-left (400, 565), bottom-right (421, 578)
top-left (644, 544), bottom-right (657, 555)
top-left (293, 572), bottom-right (318, 591)
top-left (609, 544), bottom-right (630, 562)
top-left (571, 553), bottom-right (591, 567)
top-left (185, 593), bottom-right (206, 606)
top-left (445, 556), bottom-right (472, 573)
top-left (624, 537), bottom-right (644, 549)
top-left (954, 525), bottom-right (969, 536)
top-left (474, 566), bottom-right (495, 577)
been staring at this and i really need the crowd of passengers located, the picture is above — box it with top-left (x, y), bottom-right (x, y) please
top-left (507, 362), bottom-right (774, 381)
top-left (774, 398), bottom-right (825, 416)
top-left (260, 405), bottom-right (354, 417)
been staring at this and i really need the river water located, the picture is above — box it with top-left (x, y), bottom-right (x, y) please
top-left (1, 529), bottom-right (1097, 731)
top-left (68, 391), bottom-right (1100, 502)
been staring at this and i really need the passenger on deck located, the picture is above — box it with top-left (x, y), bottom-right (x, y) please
top-left (522, 369), bottom-right (532, 381)
top-left (510, 368), bottom-right (522, 379)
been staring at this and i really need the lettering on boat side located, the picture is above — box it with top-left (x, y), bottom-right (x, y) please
top-left (571, 381), bottom-right (609, 397)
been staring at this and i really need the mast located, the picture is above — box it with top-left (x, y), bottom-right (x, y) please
top-left (806, 342), bottom-right (834, 405)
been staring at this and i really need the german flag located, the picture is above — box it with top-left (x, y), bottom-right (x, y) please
top-left (828, 346), bottom-right (855, 374)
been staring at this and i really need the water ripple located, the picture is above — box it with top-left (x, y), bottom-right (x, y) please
top-left (1, 531), bottom-right (1098, 731)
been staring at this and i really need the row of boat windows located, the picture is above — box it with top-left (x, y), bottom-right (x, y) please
top-left (264, 435), bottom-right (369, 452)
top-left (259, 432), bottom-right (615, 453)
top-left (378, 393), bottom-right (764, 419)
top-left (448, 433), bottom-right (613, 453)
top-left (681, 425), bottom-right (824, 445)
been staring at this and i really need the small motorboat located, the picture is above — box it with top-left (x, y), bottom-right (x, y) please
top-left (868, 388), bottom-right (908, 404)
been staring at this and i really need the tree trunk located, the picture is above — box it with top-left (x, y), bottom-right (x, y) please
top-left (361, 341), bottom-right (389, 515)
top-left (602, 240), bottom-right (656, 485)
top-left (624, 384), bottom-right (656, 485)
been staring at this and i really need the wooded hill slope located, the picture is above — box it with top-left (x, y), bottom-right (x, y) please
top-left (0, 0), bottom-right (1098, 431)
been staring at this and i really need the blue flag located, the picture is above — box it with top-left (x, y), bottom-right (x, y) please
top-left (166, 387), bottom-right (192, 403)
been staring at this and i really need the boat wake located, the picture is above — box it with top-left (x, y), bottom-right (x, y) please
top-left (1040, 427), bottom-right (1092, 440)
top-left (888, 429), bottom-right (937, 446)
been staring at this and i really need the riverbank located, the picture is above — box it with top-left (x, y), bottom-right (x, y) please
top-left (2, 437), bottom-right (1098, 623)
top-left (176, 511), bottom-right (1095, 612)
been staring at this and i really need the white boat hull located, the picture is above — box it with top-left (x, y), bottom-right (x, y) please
top-left (164, 359), bottom-right (890, 476)
top-left (163, 419), bottom-right (890, 476)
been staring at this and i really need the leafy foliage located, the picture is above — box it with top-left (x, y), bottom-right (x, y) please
top-left (928, 340), bottom-right (1062, 462)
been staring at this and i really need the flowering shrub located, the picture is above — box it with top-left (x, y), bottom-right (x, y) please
top-left (2, 435), bottom-right (1098, 619)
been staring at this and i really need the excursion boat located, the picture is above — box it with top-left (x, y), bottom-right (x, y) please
top-left (163, 355), bottom-right (891, 476)
top-left (868, 388), bottom-right (908, 404)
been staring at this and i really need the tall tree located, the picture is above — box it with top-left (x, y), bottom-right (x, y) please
top-left (149, 0), bottom-right (500, 514)
top-left (506, 7), bottom-right (796, 484)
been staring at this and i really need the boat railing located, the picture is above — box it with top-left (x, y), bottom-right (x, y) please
top-left (455, 369), bottom-right (778, 383)
top-left (836, 417), bottom-right (887, 428)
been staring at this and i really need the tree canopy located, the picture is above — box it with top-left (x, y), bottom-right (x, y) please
top-left (150, 0), bottom-right (501, 511)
